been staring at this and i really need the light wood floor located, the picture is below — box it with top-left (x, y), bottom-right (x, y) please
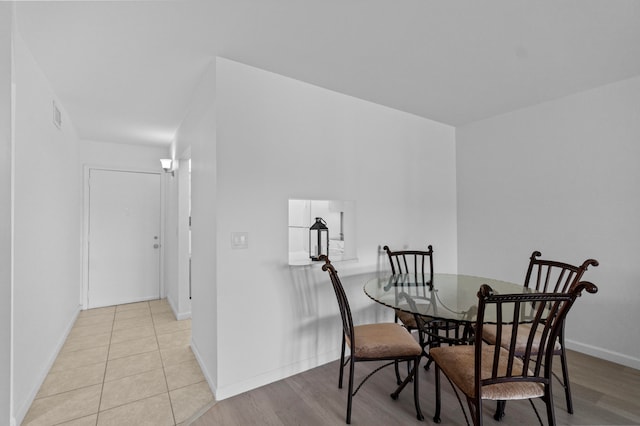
top-left (192, 350), bottom-right (640, 425)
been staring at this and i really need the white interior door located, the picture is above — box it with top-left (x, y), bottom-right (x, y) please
top-left (88, 169), bottom-right (161, 308)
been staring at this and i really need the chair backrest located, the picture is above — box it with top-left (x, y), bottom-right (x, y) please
top-left (320, 255), bottom-right (355, 346)
top-left (383, 245), bottom-right (434, 286)
top-left (524, 250), bottom-right (599, 293)
top-left (473, 281), bottom-right (598, 393)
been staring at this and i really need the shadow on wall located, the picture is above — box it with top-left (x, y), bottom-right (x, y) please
top-left (285, 252), bottom-right (394, 367)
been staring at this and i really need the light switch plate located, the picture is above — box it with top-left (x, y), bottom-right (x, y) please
top-left (231, 232), bottom-right (248, 249)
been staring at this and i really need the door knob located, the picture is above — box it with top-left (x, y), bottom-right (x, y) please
top-left (153, 244), bottom-right (159, 249)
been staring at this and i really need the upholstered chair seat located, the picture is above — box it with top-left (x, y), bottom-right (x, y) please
top-left (349, 323), bottom-right (422, 359)
top-left (430, 344), bottom-right (544, 400)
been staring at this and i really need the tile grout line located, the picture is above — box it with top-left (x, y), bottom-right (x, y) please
top-left (94, 305), bottom-right (117, 426)
top-left (26, 301), bottom-right (201, 426)
top-left (95, 303), bottom-right (170, 418)
top-left (42, 307), bottom-right (115, 426)
top-left (100, 302), bottom-right (178, 423)
top-left (151, 302), bottom-right (178, 426)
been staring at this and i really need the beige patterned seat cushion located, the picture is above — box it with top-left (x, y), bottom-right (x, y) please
top-left (396, 308), bottom-right (419, 328)
top-left (347, 323), bottom-right (422, 359)
top-left (482, 324), bottom-right (561, 354)
top-left (430, 344), bottom-right (545, 400)
top-left (395, 306), bottom-right (433, 330)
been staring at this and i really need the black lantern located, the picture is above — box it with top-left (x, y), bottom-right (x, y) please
top-left (309, 217), bottom-right (329, 261)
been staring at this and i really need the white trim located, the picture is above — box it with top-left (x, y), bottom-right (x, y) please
top-left (565, 339), bottom-right (640, 370)
top-left (159, 171), bottom-right (167, 299)
top-left (175, 311), bottom-right (192, 321)
top-left (190, 338), bottom-right (217, 399)
top-left (177, 148), bottom-right (192, 315)
top-left (214, 348), bottom-right (340, 401)
top-left (9, 14), bottom-right (16, 424)
top-left (82, 164), bottom-right (164, 309)
top-left (167, 294), bottom-right (191, 321)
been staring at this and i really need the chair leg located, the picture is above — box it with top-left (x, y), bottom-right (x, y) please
top-left (469, 396), bottom-right (483, 426)
top-left (346, 356), bottom-right (355, 424)
top-left (391, 356), bottom-right (423, 420)
top-left (424, 324), bottom-right (439, 371)
top-left (412, 355), bottom-right (424, 421)
top-left (424, 356), bottom-right (434, 371)
top-left (394, 360), bottom-right (402, 385)
top-left (559, 348), bottom-right (573, 414)
top-left (416, 327), bottom-right (432, 371)
top-left (339, 335), bottom-right (346, 389)
top-left (545, 387), bottom-right (557, 426)
top-left (494, 400), bottom-right (506, 421)
top-left (433, 365), bottom-right (441, 423)
top-left (393, 359), bottom-right (413, 385)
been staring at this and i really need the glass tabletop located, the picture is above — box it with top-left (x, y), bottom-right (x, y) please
top-left (363, 273), bottom-right (531, 323)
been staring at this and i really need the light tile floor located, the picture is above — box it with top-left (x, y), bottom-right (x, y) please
top-left (22, 299), bottom-right (215, 426)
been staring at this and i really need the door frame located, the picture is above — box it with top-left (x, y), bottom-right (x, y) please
top-left (82, 164), bottom-right (166, 310)
top-left (176, 147), bottom-right (192, 319)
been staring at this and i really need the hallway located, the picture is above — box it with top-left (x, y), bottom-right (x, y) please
top-left (22, 299), bottom-right (213, 425)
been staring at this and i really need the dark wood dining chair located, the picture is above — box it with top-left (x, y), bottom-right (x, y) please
top-left (383, 244), bottom-right (433, 348)
top-left (431, 280), bottom-right (599, 426)
top-left (383, 244), bottom-right (434, 329)
top-left (383, 245), bottom-right (453, 374)
top-left (320, 255), bottom-right (424, 424)
top-left (482, 251), bottom-right (599, 417)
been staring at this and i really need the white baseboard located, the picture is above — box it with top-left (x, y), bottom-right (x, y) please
top-left (167, 295), bottom-right (191, 321)
top-left (14, 305), bottom-right (81, 425)
top-left (214, 349), bottom-right (341, 401)
top-left (190, 336), bottom-right (339, 402)
top-left (190, 338), bottom-right (217, 399)
top-left (175, 311), bottom-right (191, 321)
top-left (566, 339), bottom-right (640, 370)
top-left (193, 338), bottom-right (639, 404)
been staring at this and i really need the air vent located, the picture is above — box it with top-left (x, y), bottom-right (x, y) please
top-left (52, 101), bottom-right (62, 129)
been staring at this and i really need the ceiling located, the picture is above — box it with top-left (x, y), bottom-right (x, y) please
top-left (14, 0), bottom-right (640, 146)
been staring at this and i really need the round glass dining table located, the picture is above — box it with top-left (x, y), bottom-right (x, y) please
top-left (363, 273), bottom-right (530, 326)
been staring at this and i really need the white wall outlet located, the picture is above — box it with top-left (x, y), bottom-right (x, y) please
top-left (231, 232), bottom-right (248, 249)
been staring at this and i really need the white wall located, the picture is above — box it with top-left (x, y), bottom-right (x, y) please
top-left (457, 76), bottom-right (640, 369)
top-left (0, 4), bottom-right (13, 424)
top-left (12, 33), bottom-right (83, 423)
top-left (212, 58), bottom-right (457, 398)
top-left (172, 62), bottom-right (218, 393)
top-left (79, 139), bottom-right (169, 172)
